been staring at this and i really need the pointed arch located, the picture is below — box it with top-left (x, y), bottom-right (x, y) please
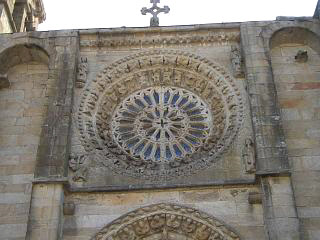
top-left (92, 203), bottom-right (241, 240)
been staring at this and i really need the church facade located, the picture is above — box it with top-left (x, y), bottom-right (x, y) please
top-left (0, 1), bottom-right (320, 239)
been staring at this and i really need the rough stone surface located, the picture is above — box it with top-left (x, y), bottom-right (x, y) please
top-left (0, 2), bottom-right (320, 239)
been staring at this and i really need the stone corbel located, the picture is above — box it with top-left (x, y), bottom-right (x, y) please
top-left (0, 74), bottom-right (9, 89)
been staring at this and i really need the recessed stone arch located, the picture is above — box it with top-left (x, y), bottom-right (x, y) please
top-left (259, 22), bottom-right (320, 54)
top-left (270, 27), bottom-right (320, 53)
top-left (91, 203), bottom-right (241, 240)
top-left (0, 43), bottom-right (49, 88)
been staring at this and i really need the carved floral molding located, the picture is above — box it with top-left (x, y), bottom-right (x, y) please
top-left (80, 31), bottom-right (240, 49)
top-left (92, 203), bottom-right (241, 240)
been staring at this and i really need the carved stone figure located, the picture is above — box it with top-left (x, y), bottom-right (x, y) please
top-left (69, 154), bottom-right (88, 182)
top-left (92, 204), bottom-right (240, 240)
top-left (242, 138), bottom-right (256, 173)
top-left (76, 57), bottom-right (89, 88)
top-left (230, 45), bottom-right (245, 78)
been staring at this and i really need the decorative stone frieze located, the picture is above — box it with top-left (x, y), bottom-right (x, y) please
top-left (92, 203), bottom-right (240, 240)
top-left (80, 31), bottom-right (240, 49)
top-left (75, 50), bottom-right (244, 181)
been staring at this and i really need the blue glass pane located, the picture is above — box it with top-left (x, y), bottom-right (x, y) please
top-left (135, 99), bottom-right (145, 108)
top-left (134, 142), bottom-right (145, 154)
top-left (144, 145), bottom-right (153, 159)
top-left (184, 102), bottom-right (196, 111)
top-left (190, 124), bottom-right (207, 130)
top-left (164, 91), bottom-right (170, 104)
top-left (171, 93), bottom-right (180, 105)
top-left (166, 146), bottom-right (172, 160)
top-left (173, 144), bottom-right (182, 157)
top-left (153, 91), bottom-right (160, 104)
top-left (144, 94), bottom-right (152, 105)
top-left (189, 130), bottom-right (205, 138)
top-left (187, 109), bottom-right (202, 116)
top-left (185, 135), bottom-right (199, 145)
top-left (127, 138), bottom-right (139, 148)
top-left (181, 142), bottom-right (192, 153)
top-left (155, 147), bottom-right (161, 161)
top-left (155, 130), bottom-right (161, 140)
top-left (178, 97), bottom-right (188, 107)
top-left (128, 105), bottom-right (139, 113)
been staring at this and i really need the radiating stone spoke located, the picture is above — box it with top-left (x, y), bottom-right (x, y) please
top-left (112, 87), bottom-right (211, 163)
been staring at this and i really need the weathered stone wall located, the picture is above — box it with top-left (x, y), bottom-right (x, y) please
top-left (271, 42), bottom-right (320, 239)
top-left (0, 62), bottom-right (49, 240)
top-left (63, 186), bottom-right (264, 240)
top-left (0, 17), bottom-right (320, 240)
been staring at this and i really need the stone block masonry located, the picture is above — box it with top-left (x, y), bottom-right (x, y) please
top-left (0, 7), bottom-right (320, 239)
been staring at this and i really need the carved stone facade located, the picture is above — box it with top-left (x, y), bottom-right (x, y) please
top-left (75, 50), bottom-right (246, 183)
top-left (1, 2), bottom-right (320, 240)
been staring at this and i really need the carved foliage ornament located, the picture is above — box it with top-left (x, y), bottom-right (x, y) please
top-left (77, 50), bottom-right (244, 181)
top-left (92, 204), bottom-right (240, 240)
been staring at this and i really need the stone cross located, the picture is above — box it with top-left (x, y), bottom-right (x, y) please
top-left (141, 0), bottom-right (170, 27)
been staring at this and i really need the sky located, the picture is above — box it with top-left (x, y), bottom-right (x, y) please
top-left (38, 0), bottom-right (318, 31)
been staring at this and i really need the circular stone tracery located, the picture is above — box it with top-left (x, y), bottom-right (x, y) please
top-left (112, 87), bottom-right (212, 163)
top-left (77, 50), bottom-right (244, 181)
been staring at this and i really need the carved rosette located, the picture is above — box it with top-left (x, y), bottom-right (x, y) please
top-left (112, 87), bottom-right (212, 164)
top-left (92, 204), bottom-right (240, 240)
top-left (77, 50), bottom-right (244, 181)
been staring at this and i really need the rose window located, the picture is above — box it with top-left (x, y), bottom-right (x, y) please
top-left (111, 87), bottom-right (212, 163)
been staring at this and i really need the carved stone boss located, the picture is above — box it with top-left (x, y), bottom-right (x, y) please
top-left (92, 203), bottom-right (240, 240)
top-left (75, 50), bottom-right (244, 181)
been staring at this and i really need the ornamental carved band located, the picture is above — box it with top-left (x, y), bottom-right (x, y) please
top-left (77, 50), bottom-right (244, 181)
top-left (92, 204), bottom-right (241, 240)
